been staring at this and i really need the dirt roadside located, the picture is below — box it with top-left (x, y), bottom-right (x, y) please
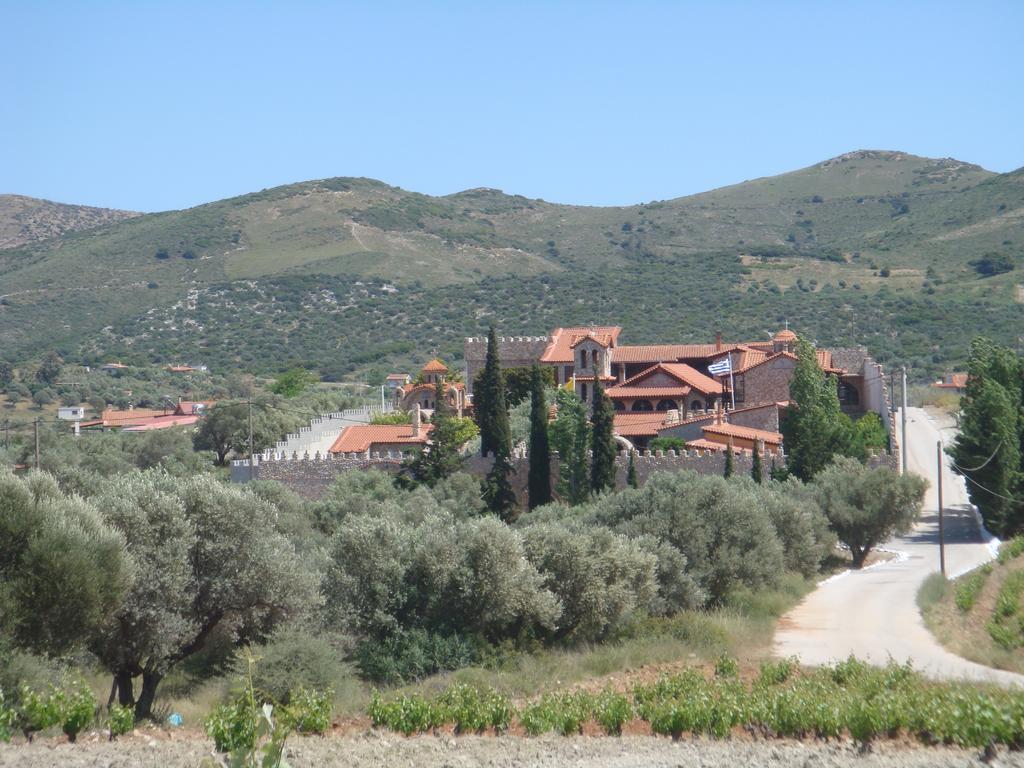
top-left (3, 732), bottom-right (1024, 768)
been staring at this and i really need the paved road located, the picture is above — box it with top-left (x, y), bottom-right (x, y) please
top-left (774, 407), bottom-right (1024, 685)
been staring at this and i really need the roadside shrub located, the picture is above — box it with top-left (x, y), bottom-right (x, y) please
top-left (367, 692), bottom-right (439, 735)
top-left (954, 566), bottom-right (991, 612)
top-left (437, 684), bottom-right (512, 733)
top-left (998, 537), bottom-right (1024, 564)
top-left (107, 703), bottom-right (134, 739)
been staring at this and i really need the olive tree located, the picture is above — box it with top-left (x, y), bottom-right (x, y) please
top-left (0, 471), bottom-right (129, 656)
top-left (813, 457), bottom-right (926, 567)
top-left (91, 472), bottom-right (321, 719)
top-left (521, 523), bottom-right (656, 641)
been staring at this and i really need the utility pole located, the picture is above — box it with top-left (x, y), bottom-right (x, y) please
top-left (901, 366), bottom-right (908, 474)
top-left (2, 419), bottom-right (8, 451)
top-left (937, 440), bottom-right (946, 577)
top-left (33, 418), bottom-right (40, 470)
top-left (247, 399), bottom-right (255, 482)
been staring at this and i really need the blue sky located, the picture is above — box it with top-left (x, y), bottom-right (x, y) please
top-left (2, 1), bottom-right (1021, 211)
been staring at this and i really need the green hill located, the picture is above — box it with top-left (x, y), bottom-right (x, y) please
top-left (1, 150), bottom-right (1021, 380)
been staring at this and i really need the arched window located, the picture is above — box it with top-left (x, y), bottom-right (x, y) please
top-left (613, 400), bottom-right (625, 411)
top-left (579, 350), bottom-right (587, 369)
top-left (656, 399), bottom-right (678, 411)
top-left (631, 400), bottom-right (654, 412)
top-left (690, 399), bottom-right (704, 411)
top-left (591, 349), bottom-right (599, 369)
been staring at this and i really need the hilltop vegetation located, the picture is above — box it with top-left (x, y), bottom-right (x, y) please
top-left (0, 195), bottom-right (139, 250)
top-left (1, 151), bottom-right (1022, 380)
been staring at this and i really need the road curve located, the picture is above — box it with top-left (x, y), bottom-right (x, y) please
top-left (774, 406), bottom-right (1024, 686)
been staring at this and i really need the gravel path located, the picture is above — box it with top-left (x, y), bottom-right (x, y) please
top-left (3, 732), bottom-right (1024, 768)
top-left (775, 407), bottom-right (1024, 686)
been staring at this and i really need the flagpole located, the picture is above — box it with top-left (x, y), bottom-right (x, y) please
top-left (728, 352), bottom-right (735, 411)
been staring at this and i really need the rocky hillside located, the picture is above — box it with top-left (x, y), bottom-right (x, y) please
top-left (0, 194), bottom-right (139, 250)
top-left (1, 151), bottom-right (1021, 380)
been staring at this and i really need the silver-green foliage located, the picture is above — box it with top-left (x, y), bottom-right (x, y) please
top-left (0, 470), bottom-right (129, 656)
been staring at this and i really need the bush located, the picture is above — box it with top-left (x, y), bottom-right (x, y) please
top-left (954, 567), bottom-right (990, 612)
top-left (107, 703), bottom-right (134, 739)
top-left (0, 690), bottom-right (15, 743)
top-left (59, 680), bottom-right (96, 742)
top-left (248, 628), bottom-right (350, 704)
top-left (998, 537), bottom-right (1024, 564)
top-left (354, 630), bottom-right (483, 685)
top-left (593, 689), bottom-right (632, 735)
top-left (16, 684), bottom-right (61, 741)
top-left (281, 687), bottom-right (332, 735)
top-left (205, 698), bottom-right (258, 752)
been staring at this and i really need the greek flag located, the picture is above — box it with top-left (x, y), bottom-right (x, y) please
top-left (708, 357), bottom-right (732, 376)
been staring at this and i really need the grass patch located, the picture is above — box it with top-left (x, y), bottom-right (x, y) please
top-left (921, 552), bottom-right (1024, 673)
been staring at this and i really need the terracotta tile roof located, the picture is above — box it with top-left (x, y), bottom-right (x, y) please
top-left (612, 344), bottom-right (724, 363)
top-left (386, 373), bottom-right (409, 381)
top-left (606, 386), bottom-right (691, 399)
top-left (731, 350), bottom-right (841, 375)
top-left (934, 372), bottom-right (968, 389)
top-left (540, 326), bottom-right (622, 363)
top-left (421, 359), bottom-right (448, 373)
top-left (659, 364), bottom-right (725, 395)
top-left (121, 415), bottom-right (201, 432)
top-left (613, 412), bottom-right (670, 437)
top-left (614, 362), bottom-right (723, 395)
top-left (329, 423), bottom-right (432, 454)
top-left (773, 329), bottom-right (798, 341)
top-left (570, 332), bottom-right (615, 348)
top-left (99, 408), bottom-right (170, 427)
top-left (703, 422), bottom-right (783, 445)
top-left (167, 365), bottom-right (194, 373)
top-left (573, 375), bottom-right (617, 382)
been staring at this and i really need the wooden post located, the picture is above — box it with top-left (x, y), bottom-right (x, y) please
top-left (34, 418), bottom-right (40, 470)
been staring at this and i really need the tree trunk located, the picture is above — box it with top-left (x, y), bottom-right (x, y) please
top-left (134, 670), bottom-right (162, 721)
top-left (851, 546), bottom-right (869, 568)
top-left (114, 670), bottom-right (135, 708)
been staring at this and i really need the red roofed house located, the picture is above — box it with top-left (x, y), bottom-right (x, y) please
top-left (606, 362), bottom-right (724, 414)
top-left (329, 407), bottom-right (431, 455)
top-left (80, 399), bottom-right (215, 431)
top-left (933, 372), bottom-right (968, 393)
top-left (687, 422), bottom-right (784, 456)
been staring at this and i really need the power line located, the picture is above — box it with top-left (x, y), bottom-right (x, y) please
top-left (951, 440), bottom-right (1004, 473)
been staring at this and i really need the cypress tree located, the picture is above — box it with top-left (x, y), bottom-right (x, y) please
top-left (477, 326), bottom-right (510, 458)
top-left (626, 450), bottom-right (639, 488)
top-left (550, 389), bottom-right (590, 505)
top-left (724, 435), bottom-right (734, 478)
top-left (751, 439), bottom-right (764, 484)
top-left (590, 376), bottom-right (617, 493)
top-left (527, 365), bottom-right (552, 509)
top-left (483, 449), bottom-right (518, 522)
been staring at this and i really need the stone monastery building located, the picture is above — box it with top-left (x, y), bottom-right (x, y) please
top-left (463, 325), bottom-right (889, 451)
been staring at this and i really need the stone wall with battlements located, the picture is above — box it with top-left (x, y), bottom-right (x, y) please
top-left (463, 336), bottom-right (550, 393)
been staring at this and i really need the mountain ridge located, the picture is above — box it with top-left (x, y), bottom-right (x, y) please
top-left (1, 149), bottom-right (1021, 382)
